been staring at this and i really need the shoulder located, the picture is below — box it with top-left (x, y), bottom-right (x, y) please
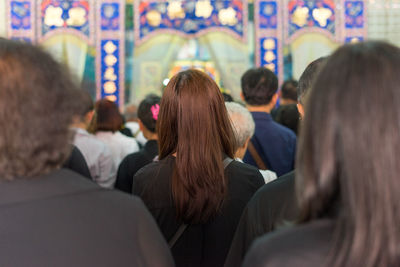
top-left (245, 171), bottom-right (297, 230)
top-left (120, 150), bottom-right (145, 166)
top-left (253, 171), bottom-right (295, 201)
top-left (228, 160), bottom-right (263, 178)
top-left (271, 120), bottom-right (297, 139)
top-left (132, 159), bottom-right (169, 189)
top-left (62, 170), bottom-right (151, 217)
top-left (134, 160), bottom-right (162, 178)
top-left (227, 160), bottom-right (265, 188)
top-left (243, 219), bottom-right (334, 267)
top-left (248, 171), bottom-right (296, 212)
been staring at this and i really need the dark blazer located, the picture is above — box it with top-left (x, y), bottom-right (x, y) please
top-left (0, 169), bottom-right (174, 267)
top-left (63, 145), bottom-right (92, 180)
top-left (224, 171), bottom-right (297, 267)
top-left (115, 140), bottom-right (158, 193)
top-left (243, 219), bottom-right (334, 267)
top-left (132, 156), bottom-right (264, 267)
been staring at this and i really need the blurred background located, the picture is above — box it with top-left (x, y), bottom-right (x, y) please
top-left (1, 0), bottom-right (399, 107)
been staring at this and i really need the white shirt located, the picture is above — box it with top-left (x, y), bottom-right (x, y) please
top-left (95, 131), bottom-right (140, 168)
top-left (125, 121), bottom-right (147, 146)
top-left (236, 158), bottom-right (277, 184)
top-left (73, 128), bottom-right (117, 188)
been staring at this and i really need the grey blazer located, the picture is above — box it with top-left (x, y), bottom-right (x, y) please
top-left (0, 168), bottom-right (174, 267)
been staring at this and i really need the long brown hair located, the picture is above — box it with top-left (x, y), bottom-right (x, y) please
top-left (297, 41), bottom-right (400, 267)
top-left (158, 69), bottom-right (236, 224)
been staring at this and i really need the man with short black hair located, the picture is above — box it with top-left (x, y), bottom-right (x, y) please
top-left (241, 67), bottom-right (296, 177)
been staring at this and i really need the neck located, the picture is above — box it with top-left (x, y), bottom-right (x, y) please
top-left (234, 150), bottom-right (245, 160)
top-left (143, 130), bottom-right (158, 141)
top-left (246, 104), bottom-right (273, 113)
top-left (71, 122), bottom-right (87, 130)
top-left (280, 99), bottom-right (297, 105)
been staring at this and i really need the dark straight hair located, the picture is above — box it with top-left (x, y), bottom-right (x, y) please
top-left (137, 94), bottom-right (161, 133)
top-left (157, 69), bottom-right (236, 224)
top-left (296, 41), bottom-right (400, 267)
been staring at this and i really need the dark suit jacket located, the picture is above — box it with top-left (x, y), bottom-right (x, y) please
top-left (243, 219), bottom-right (334, 267)
top-left (116, 140), bottom-right (158, 193)
top-left (224, 171), bottom-right (297, 267)
top-left (0, 169), bottom-right (174, 267)
top-left (63, 145), bottom-right (92, 180)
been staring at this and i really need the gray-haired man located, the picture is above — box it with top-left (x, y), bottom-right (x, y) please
top-left (226, 102), bottom-right (277, 184)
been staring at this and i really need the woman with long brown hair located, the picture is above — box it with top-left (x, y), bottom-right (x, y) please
top-left (132, 69), bottom-right (264, 267)
top-left (243, 41), bottom-right (400, 267)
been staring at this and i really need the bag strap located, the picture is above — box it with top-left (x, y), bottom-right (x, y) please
top-left (248, 140), bottom-right (268, 170)
top-left (168, 157), bottom-right (234, 248)
top-left (168, 223), bottom-right (188, 248)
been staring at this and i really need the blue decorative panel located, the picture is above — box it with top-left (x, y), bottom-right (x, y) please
top-left (100, 40), bottom-right (120, 105)
top-left (259, 1), bottom-right (278, 29)
top-left (345, 36), bottom-right (364, 43)
top-left (288, 0), bottom-right (336, 37)
top-left (101, 3), bottom-right (120, 31)
top-left (41, 0), bottom-right (91, 37)
top-left (135, 0), bottom-right (247, 43)
top-left (260, 37), bottom-right (278, 75)
top-left (345, 1), bottom-right (364, 28)
top-left (10, 1), bottom-right (31, 30)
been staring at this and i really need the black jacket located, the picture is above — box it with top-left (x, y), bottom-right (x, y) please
top-left (243, 219), bottom-right (333, 267)
top-left (63, 145), bottom-right (92, 180)
top-left (132, 156), bottom-right (264, 267)
top-left (115, 140), bottom-right (158, 193)
top-left (224, 171), bottom-right (297, 267)
top-left (0, 169), bottom-right (174, 267)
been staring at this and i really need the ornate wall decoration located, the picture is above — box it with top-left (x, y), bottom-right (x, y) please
top-left (342, 0), bottom-right (367, 43)
top-left (255, 0), bottom-right (367, 82)
top-left (38, 0), bottom-right (95, 44)
top-left (255, 0), bottom-right (283, 81)
top-left (6, 0), bottom-right (126, 107)
top-left (134, 0), bottom-right (248, 45)
top-left (6, 0), bottom-right (367, 103)
top-left (284, 0), bottom-right (338, 43)
top-left (96, 0), bottom-right (125, 106)
top-left (7, 0), bottom-right (36, 42)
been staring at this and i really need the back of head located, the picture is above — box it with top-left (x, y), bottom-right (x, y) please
top-left (92, 99), bottom-right (123, 132)
top-left (0, 38), bottom-right (78, 180)
top-left (297, 41), bottom-right (400, 267)
top-left (124, 104), bottom-right (138, 122)
top-left (73, 90), bottom-right (94, 119)
top-left (280, 80), bottom-right (298, 102)
top-left (275, 104), bottom-right (299, 135)
top-left (241, 67), bottom-right (278, 105)
top-left (225, 102), bottom-right (255, 148)
top-left (297, 57), bottom-right (327, 104)
top-left (137, 94), bottom-right (161, 133)
top-left (158, 69), bottom-right (235, 224)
